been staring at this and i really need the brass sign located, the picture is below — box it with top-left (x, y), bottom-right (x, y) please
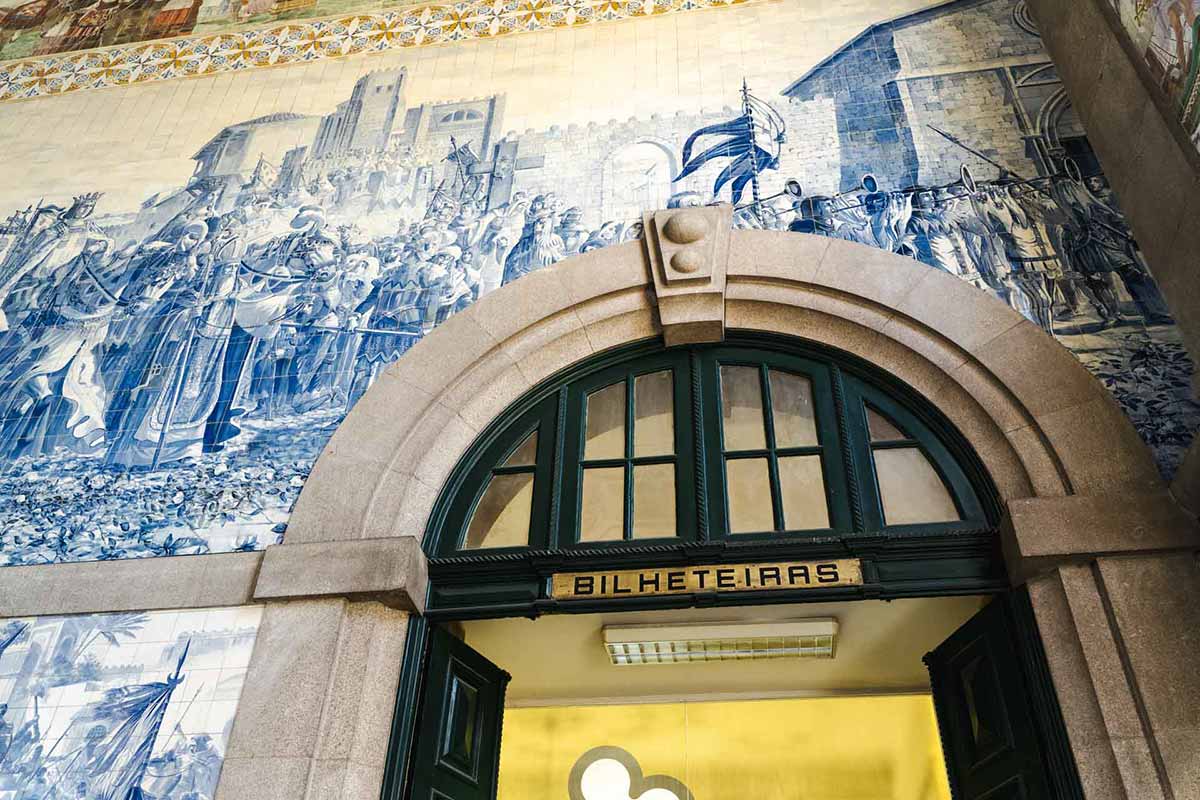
top-left (551, 559), bottom-right (863, 601)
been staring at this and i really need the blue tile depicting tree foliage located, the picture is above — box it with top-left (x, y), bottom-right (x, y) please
top-left (0, 607), bottom-right (261, 798)
top-left (0, 0), bottom-right (1195, 567)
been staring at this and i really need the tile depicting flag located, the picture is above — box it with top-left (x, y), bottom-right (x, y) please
top-left (0, 0), bottom-right (1195, 568)
top-left (0, 606), bottom-right (262, 799)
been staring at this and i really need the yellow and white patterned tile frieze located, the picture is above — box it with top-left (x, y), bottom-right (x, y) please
top-left (0, 0), bottom-right (755, 103)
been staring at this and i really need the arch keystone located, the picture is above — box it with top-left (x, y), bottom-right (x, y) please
top-left (642, 204), bottom-right (732, 345)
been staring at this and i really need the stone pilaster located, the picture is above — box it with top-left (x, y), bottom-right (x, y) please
top-left (216, 599), bottom-right (409, 800)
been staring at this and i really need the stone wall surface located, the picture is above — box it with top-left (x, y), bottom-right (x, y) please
top-left (1028, 553), bottom-right (1200, 800)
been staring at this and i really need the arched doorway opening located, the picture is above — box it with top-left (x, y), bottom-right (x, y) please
top-left (284, 220), bottom-right (1172, 800)
top-left (385, 334), bottom-right (1076, 800)
top-left (599, 141), bottom-right (678, 225)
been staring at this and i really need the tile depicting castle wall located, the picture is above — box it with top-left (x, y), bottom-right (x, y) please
top-left (0, 606), bottom-right (262, 799)
top-left (1106, 0), bottom-right (1200, 151)
top-left (0, 0), bottom-right (1196, 570)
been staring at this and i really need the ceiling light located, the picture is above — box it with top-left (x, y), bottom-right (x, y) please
top-left (602, 619), bottom-right (838, 665)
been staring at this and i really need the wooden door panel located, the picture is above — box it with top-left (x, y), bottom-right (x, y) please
top-left (926, 598), bottom-right (1051, 800)
top-left (409, 626), bottom-right (510, 800)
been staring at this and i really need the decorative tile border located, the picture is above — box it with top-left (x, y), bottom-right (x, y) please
top-left (0, 0), bottom-right (754, 103)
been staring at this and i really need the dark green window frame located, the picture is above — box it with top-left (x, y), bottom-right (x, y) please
top-left (558, 350), bottom-right (697, 547)
top-left (698, 347), bottom-right (850, 540)
top-left (428, 336), bottom-right (994, 559)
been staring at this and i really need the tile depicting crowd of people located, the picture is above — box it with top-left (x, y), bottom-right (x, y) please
top-left (0, 608), bottom-right (260, 799)
top-left (0, 0), bottom-right (1195, 569)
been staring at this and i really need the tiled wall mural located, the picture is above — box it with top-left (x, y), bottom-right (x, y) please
top-left (0, 606), bottom-right (261, 797)
top-left (1107, 0), bottom-right (1200, 149)
top-left (0, 0), bottom-right (1196, 567)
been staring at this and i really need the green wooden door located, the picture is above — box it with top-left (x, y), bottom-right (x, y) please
top-left (925, 597), bottom-right (1054, 800)
top-left (408, 626), bottom-right (510, 800)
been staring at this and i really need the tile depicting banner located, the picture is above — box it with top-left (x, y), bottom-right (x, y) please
top-left (0, 606), bottom-right (262, 798)
top-left (0, 0), bottom-right (1195, 567)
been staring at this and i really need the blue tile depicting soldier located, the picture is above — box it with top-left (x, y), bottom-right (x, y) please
top-left (0, 613), bottom-right (251, 800)
top-left (777, 137), bottom-right (1173, 338)
top-left (0, 70), bottom-right (1183, 569)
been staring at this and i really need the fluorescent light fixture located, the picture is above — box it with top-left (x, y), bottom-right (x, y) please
top-left (602, 619), bottom-right (838, 665)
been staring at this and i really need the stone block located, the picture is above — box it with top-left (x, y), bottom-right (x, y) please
top-left (1034, 396), bottom-right (1164, 495)
top-left (726, 229), bottom-right (828, 283)
top-left (0, 551), bottom-right (261, 617)
top-left (642, 205), bottom-right (732, 345)
top-left (888, 268), bottom-right (1025, 355)
top-left (471, 265), bottom-right (576, 345)
top-left (224, 599), bottom-right (352, 761)
top-left (1026, 571), bottom-right (1129, 800)
top-left (313, 602), bottom-right (409, 765)
top-left (253, 536), bottom-right (427, 612)
top-left (1155, 219), bottom-right (1200, 367)
top-left (1001, 492), bottom-right (1200, 581)
top-left (1170, 441), bottom-right (1200, 518)
top-left (812, 237), bottom-right (930, 310)
top-left (214, 756), bottom-right (312, 800)
top-left (556, 241), bottom-right (651, 305)
top-left (1097, 553), bottom-right (1200, 797)
top-left (968, 321), bottom-right (1107, 419)
top-left (502, 315), bottom-right (596, 386)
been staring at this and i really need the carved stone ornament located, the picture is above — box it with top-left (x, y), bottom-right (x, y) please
top-left (641, 204), bottom-right (732, 346)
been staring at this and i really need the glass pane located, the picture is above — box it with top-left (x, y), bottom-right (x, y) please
top-left (585, 382), bottom-right (625, 460)
top-left (580, 466), bottom-right (624, 541)
top-left (463, 473), bottom-right (533, 549)
top-left (867, 406), bottom-right (907, 442)
top-left (874, 446), bottom-right (960, 524)
top-left (770, 370), bottom-right (818, 447)
top-left (720, 365), bottom-right (766, 451)
top-left (633, 370), bottom-right (674, 457)
top-left (778, 455), bottom-right (829, 530)
top-left (725, 457), bottom-right (775, 533)
top-left (442, 676), bottom-right (479, 765)
top-left (500, 430), bottom-right (538, 467)
top-left (632, 463), bottom-right (676, 538)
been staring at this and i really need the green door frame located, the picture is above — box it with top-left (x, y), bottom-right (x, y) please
top-left (380, 334), bottom-right (1082, 800)
top-left (382, 585), bottom-right (1085, 800)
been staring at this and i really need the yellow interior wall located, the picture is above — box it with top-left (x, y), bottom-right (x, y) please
top-left (498, 695), bottom-right (951, 800)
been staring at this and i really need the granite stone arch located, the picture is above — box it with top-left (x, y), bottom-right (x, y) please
top-left (164, 210), bottom-right (1199, 800)
top-left (286, 210), bottom-right (1172, 574)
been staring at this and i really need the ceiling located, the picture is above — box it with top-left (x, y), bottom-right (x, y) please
top-left (462, 595), bottom-right (987, 706)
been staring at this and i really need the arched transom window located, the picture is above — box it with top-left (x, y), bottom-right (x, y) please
top-left (429, 338), bottom-right (992, 557)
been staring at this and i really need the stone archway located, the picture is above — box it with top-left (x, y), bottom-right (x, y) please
top-left (598, 139), bottom-right (679, 224)
top-left (287, 208), bottom-right (1166, 555)
top-left (231, 207), bottom-right (1197, 800)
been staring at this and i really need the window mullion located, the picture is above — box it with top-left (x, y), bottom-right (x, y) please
top-left (774, 445), bottom-right (823, 458)
top-left (722, 449), bottom-right (772, 460)
top-left (492, 465), bottom-right (538, 476)
top-left (551, 385), bottom-right (571, 547)
top-left (629, 454), bottom-right (676, 466)
top-left (870, 439), bottom-right (920, 450)
top-left (623, 375), bottom-right (635, 541)
top-left (760, 364), bottom-right (785, 532)
top-left (580, 457), bottom-right (626, 469)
